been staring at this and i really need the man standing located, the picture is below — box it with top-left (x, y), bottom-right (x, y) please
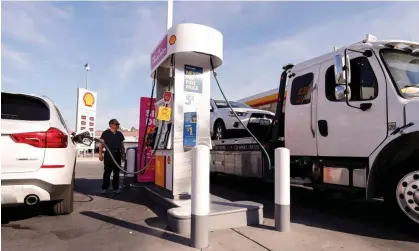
top-left (99, 119), bottom-right (125, 194)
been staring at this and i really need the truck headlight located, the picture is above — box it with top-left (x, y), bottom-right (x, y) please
top-left (229, 111), bottom-right (247, 117)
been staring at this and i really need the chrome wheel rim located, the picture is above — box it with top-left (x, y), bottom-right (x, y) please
top-left (396, 170), bottom-right (419, 224)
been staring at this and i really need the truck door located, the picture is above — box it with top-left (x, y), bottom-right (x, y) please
top-left (285, 64), bottom-right (320, 156)
top-left (316, 54), bottom-right (387, 157)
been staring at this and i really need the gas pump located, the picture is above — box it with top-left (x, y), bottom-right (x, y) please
top-left (71, 23), bottom-right (265, 246)
top-left (149, 23), bottom-right (223, 199)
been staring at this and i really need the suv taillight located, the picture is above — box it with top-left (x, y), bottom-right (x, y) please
top-left (11, 127), bottom-right (68, 148)
top-left (45, 128), bottom-right (68, 148)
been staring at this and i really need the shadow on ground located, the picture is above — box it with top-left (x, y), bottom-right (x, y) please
top-left (1, 177), bottom-right (166, 230)
top-left (74, 177), bottom-right (169, 230)
top-left (2, 175), bottom-right (418, 245)
top-left (210, 174), bottom-right (419, 243)
top-left (1, 205), bottom-right (45, 225)
top-left (80, 211), bottom-right (190, 246)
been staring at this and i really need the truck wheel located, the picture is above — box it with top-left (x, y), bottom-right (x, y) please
top-left (386, 166), bottom-right (419, 225)
top-left (214, 121), bottom-right (226, 140)
top-left (52, 173), bottom-right (75, 215)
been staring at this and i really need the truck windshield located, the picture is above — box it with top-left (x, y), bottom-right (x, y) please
top-left (381, 49), bottom-right (419, 98)
top-left (214, 100), bottom-right (251, 109)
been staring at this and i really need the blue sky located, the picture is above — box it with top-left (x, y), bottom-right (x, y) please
top-left (2, 1), bottom-right (419, 130)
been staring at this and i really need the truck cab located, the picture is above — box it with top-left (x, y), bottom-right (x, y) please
top-left (211, 34), bottom-right (418, 225)
top-left (274, 34), bottom-right (419, 224)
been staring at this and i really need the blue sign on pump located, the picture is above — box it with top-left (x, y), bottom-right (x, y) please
top-left (183, 112), bottom-right (197, 147)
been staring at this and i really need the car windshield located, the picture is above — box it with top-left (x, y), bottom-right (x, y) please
top-left (381, 49), bottom-right (419, 98)
top-left (214, 100), bottom-right (251, 109)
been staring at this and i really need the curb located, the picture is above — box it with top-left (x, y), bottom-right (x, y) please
top-left (76, 158), bottom-right (100, 162)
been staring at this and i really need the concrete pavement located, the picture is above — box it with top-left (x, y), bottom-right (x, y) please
top-left (2, 160), bottom-right (418, 251)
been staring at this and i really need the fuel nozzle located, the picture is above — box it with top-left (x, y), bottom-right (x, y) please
top-left (72, 131), bottom-right (95, 146)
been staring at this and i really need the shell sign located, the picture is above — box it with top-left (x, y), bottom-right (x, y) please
top-left (83, 92), bottom-right (95, 107)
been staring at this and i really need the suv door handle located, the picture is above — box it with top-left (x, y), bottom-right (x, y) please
top-left (318, 120), bottom-right (328, 137)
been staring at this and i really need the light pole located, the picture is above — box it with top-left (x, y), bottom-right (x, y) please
top-left (83, 63), bottom-right (92, 157)
top-left (167, 0), bottom-right (173, 31)
top-left (84, 63), bottom-right (90, 90)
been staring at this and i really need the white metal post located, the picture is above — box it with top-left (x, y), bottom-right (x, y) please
top-left (167, 0), bottom-right (173, 31)
top-left (274, 147), bottom-right (291, 232)
top-left (190, 145), bottom-right (210, 248)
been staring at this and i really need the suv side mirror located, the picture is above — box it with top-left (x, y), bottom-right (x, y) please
top-left (334, 54), bottom-right (351, 85)
top-left (210, 107), bottom-right (214, 112)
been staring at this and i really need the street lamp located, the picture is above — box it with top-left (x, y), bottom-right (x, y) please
top-left (84, 63), bottom-right (90, 90)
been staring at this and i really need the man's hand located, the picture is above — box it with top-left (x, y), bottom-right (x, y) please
top-left (99, 154), bottom-right (103, 161)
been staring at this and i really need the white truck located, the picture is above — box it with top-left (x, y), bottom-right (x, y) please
top-left (210, 34), bottom-right (419, 225)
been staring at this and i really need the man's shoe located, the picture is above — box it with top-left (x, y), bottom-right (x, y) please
top-left (100, 189), bottom-right (107, 194)
top-left (113, 189), bottom-right (120, 194)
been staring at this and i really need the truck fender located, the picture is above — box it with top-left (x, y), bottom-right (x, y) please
top-left (367, 131), bottom-right (419, 200)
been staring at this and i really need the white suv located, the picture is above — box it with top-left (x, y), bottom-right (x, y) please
top-left (210, 99), bottom-right (275, 140)
top-left (1, 92), bottom-right (77, 215)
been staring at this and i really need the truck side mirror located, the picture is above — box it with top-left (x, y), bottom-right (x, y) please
top-left (335, 85), bottom-right (352, 101)
top-left (334, 54), bottom-right (351, 85)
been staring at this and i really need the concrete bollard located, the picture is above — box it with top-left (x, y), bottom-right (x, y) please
top-left (191, 145), bottom-right (210, 248)
top-left (275, 147), bottom-right (291, 232)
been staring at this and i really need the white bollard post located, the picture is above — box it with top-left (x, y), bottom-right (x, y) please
top-left (191, 145), bottom-right (210, 248)
top-left (275, 147), bottom-right (291, 232)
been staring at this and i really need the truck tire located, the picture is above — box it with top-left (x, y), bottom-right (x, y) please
top-left (52, 173), bottom-right (75, 215)
top-left (385, 165), bottom-right (419, 225)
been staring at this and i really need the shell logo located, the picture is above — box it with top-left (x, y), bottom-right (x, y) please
top-left (83, 92), bottom-right (95, 107)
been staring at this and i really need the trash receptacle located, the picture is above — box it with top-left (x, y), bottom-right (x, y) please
top-left (125, 147), bottom-right (138, 178)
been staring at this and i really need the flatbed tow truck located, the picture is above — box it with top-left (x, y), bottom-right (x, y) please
top-left (210, 34), bottom-right (419, 225)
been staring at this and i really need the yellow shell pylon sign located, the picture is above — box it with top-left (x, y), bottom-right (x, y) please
top-left (83, 92), bottom-right (95, 107)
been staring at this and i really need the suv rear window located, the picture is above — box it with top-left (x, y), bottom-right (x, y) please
top-left (1, 93), bottom-right (50, 121)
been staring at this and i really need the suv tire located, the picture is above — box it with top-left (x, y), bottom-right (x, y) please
top-left (52, 172), bottom-right (74, 215)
